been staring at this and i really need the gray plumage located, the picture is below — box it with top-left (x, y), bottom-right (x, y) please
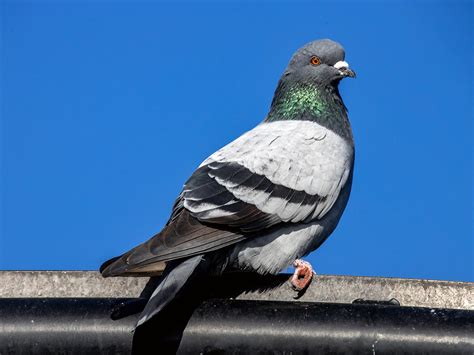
top-left (101, 39), bottom-right (356, 327)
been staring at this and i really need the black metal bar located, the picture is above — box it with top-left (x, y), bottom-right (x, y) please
top-left (1, 298), bottom-right (473, 354)
top-left (0, 298), bottom-right (138, 354)
top-left (178, 300), bottom-right (474, 354)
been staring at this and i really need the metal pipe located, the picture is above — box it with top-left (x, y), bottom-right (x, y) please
top-left (1, 298), bottom-right (473, 354)
top-left (178, 299), bottom-right (474, 353)
top-left (0, 298), bottom-right (137, 354)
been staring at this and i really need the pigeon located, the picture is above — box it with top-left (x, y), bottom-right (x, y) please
top-left (100, 39), bottom-right (356, 327)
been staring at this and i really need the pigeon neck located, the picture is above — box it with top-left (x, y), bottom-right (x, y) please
top-left (265, 81), bottom-right (352, 140)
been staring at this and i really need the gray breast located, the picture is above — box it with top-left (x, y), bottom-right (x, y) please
top-left (227, 171), bottom-right (353, 275)
top-left (223, 120), bottom-right (354, 275)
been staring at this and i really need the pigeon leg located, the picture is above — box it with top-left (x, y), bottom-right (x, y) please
top-left (290, 259), bottom-right (315, 292)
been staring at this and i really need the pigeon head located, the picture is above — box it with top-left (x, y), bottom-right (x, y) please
top-left (284, 39), bottom-right (356, 85)
top-left (265, 39), bottom-right (355, 139)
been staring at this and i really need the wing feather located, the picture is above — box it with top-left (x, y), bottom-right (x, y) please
top-left (101, 120), bottom-right (353, 277)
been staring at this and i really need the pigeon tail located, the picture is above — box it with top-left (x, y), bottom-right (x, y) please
top-left (100, 255), bottom-right (123, 276)
top-left (136, 255), bottom-right (204, 328)
top-left (100, 252), bottom-right (166, 277)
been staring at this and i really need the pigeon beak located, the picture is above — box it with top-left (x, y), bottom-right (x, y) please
top-left (334, 61), bottom-right (356, 78)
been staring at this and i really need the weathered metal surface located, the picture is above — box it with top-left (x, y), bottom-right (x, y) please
top-left (237, 274), bottom-right (474, 311)
top-left (177, 300), bottom-right (474, 354)
top-left (2, 298), bottom-right (473, 354)
top-left (1, 271), bottom-right (472, 310)
top-left (0, 298), bottom-right (136, 354)
top-left (0, 271), bottom-right (148, 298)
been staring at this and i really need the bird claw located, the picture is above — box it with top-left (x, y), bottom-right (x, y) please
top-left (290, 259), bottom-right (315, 293)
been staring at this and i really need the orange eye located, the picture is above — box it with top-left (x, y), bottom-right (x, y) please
top-left (310, 56), bottom-right (321, 66)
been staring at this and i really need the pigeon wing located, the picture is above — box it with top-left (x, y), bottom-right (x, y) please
top-left (101, 121), bottom-right (353, 276)
top-left (189, 120), bottom-right (353, 227)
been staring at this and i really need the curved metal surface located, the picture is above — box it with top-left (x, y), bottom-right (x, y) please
top-left (0, 298), bottom-right (137, 354)
top-left (0, 297), bottom-right (473, 354)
top-left (179, 299), bottom-right (474, 354)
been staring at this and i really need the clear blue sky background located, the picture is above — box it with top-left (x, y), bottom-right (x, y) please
top-left (1, 1), bottom-right (472, 282)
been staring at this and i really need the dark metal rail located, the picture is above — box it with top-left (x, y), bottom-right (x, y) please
top-left (179, 299), bottom-right (474, 354)
top-left (1, 272), bottom-right (473, 354)
top-left (0, 298), bottom-right (473, 354)
top-left (0, 298), bottom-right (136, 354)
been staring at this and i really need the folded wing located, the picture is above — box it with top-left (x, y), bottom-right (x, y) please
top-left (101, 121), bottom-right (353, 276)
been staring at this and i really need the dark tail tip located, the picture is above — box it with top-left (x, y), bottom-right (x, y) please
top-left (99, 256), bottom-right (122, 277)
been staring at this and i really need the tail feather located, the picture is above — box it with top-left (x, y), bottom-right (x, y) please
top-left (100, 252), bottom-right (166, 277)
top-left (99, 256), bottom-right (122, 275)
top-left (136, 255), bottom-right (204, 327)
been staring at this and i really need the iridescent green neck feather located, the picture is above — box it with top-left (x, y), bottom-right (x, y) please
top-left (265, 81), bottom-right (352, 140)
top-left (269, 84), bottom-right (329, 119)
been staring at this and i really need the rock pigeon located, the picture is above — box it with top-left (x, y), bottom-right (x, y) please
top-left (101, 39), bottom-right (356, 327)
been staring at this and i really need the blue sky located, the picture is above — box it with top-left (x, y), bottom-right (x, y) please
top-left (1, 1), bottom-right (472, 282)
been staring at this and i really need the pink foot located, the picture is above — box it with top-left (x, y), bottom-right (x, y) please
top-left (290, 259), bottom-right (315, 291)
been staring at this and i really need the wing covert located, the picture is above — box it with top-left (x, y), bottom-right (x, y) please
top-left (183, 120), bottom-right (353, 229)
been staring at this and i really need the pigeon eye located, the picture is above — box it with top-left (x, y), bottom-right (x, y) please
top-left (310, 56), bottom-right (321, 66)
